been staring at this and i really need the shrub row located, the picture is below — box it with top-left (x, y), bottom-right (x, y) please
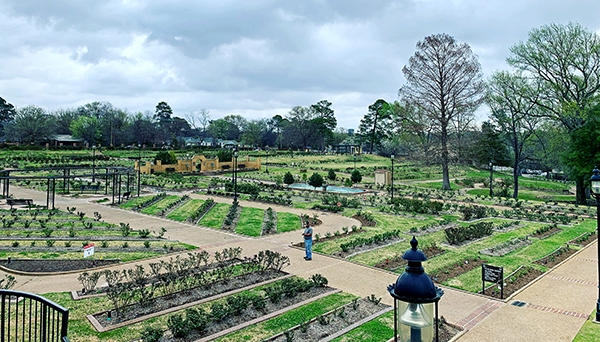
top-left (444, 222), bottom-right (494, 245)
top-left (134, 193), bottom-right (167, 211)
top-left (188, 198), bottom-right (215, 223)
top-left (390, 197), bottom-right (444, 215)
top-left (340, 229), bottom-right (402, 253)
top-left (222, 201), bottom-right (240, 229)
top-left (158, 195), bottom-right (190, 217)
top-left (159, 274), bottom-right (328, 341)
top-left (459, 205), bottom-right (488, 221)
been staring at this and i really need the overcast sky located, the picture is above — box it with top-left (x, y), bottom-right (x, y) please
top-left (2, 0), bottom-right (600, 130)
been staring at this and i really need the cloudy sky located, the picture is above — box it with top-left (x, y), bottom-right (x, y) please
top-left (1, 0), bottom-right (600, 130)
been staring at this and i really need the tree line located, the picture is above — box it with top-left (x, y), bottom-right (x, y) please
top-left (1, 22), bottom-right (599, 203)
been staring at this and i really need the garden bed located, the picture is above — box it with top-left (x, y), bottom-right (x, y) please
top-left (530, 224), bottom-right (561, 239)
top-left (480, 237), bottom-right (531, 257)
top-left (533, 246), bottom-right (577, 268)
top-left (265, 296), bottom-right (391, 342)
top-left (294, 227), bottom-right (366, 248)
top-left (91, 269), bottom-right (289, 330)
top-left (374, 244), bottom-right (446, 271)
top-left (334, 236), bottom-right (406, 259)
top-left (429, 257), bottom-right (487, 284)
top-left (0, 258), bottom-right (120, 273)
top-left (351, 214), bottom-right (376, 227)
top-left (482, 267), bottom-right (544, 299)
top-left (568, 231), bottom-right (597, 246)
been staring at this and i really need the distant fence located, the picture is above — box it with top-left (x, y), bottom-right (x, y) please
top-left (0, 290), bottom-right (69, 342)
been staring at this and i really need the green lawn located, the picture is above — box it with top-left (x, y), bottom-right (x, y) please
top-left (119, 196), bottom-right (153, 210)
top-left (573, 312), bottom-right (599, 342)
top-left (166, 199), bottom-right (204, 221)
top-left (216, 292), bottom-right (357, 342)
top-left (277, 212), bottom-right (302, 233)
top-left (331, 309), bottom-right (394, 342)
top-left (199, 203), bottom-right (230, 229)
top-left (235, 207), bottom-right (264, 236)
top-left (140, 195), bottom-right (181, 215)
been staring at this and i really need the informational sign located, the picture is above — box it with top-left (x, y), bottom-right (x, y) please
top-left (83, 244), bottom-right (95, 258)
top-left (482, 264), bottom-right (504, 298)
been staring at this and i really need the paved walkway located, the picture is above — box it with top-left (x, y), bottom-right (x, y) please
top-left (4, 187), bottom-right (599, 341)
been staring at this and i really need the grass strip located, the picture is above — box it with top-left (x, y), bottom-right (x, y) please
top-left (330, 309), bottom-right (394, 342)
top-left (276, 212), bottom-right (301, 233)
top-left (167, 199), bottom-right (204, 221)
top-left (215, 292), bottom-right (357, 342)
top-left (199, 203), bottom-right (230, 229)
top-left (235, 207), bottom-right (264, 236)
top-left (140, 195), bottom-right (181, 215)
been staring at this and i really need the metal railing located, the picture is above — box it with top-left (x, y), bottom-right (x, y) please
top-left (0, 290), bottom-right (69, 342)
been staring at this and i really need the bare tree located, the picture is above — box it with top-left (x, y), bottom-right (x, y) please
top-left (185, 109), bottom-right (211, 143)
top-left (399, 33), bottom-right (485, 190)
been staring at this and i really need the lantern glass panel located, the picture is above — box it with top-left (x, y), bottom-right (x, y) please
top-left (397, 301), bottom-right (434, 342)
top-left (592, 180), bottom-right (600, 195)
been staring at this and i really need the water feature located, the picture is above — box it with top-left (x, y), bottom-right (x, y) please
top-left (287, 183), bottom-right (365, 194)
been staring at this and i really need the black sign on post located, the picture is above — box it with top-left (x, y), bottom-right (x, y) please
top-left (482, 264), bottom-right (504, 299)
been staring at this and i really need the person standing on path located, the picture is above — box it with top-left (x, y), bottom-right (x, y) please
top-left (302, 222), bottom-right (313, 261)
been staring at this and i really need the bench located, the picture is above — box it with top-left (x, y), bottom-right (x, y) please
top-left (562, 189), bottom-right (572, 195)
top-left (6, 198), bottom-right (33, 209)
top-left (122, 191), bottom-right (131, 200)
top-left (80, 185), bottom-right (100, 193)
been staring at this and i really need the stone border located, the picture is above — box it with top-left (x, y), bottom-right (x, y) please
top-left (87, 273), bottom-right (294, 332)
top-left (195, 289), bottom-right (341, 342)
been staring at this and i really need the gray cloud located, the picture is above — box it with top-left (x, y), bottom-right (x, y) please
top-left (2, 0), bottom-right (600, 129)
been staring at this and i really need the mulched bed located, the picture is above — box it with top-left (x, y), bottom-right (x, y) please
top-left (333, 237), bottom-right (406, 259)
top-left (94, 270), bottom-right (288, 328)
top-left (293, 227), bottom-right (366, 248)
top-left (160, 286), bottom-right (336, 341)
top-left (429, 258), bottom-right (487, 284)
top-left (531, 225), bottom-right (561, 239)
top-left (267, 297), bottom-right (390, 342)
top-left (568, 231), bottom-right (597, 247)
top-left (0, 258), bottom-right (120, 273)
top-left (479, 238), bottom-right (531, 257)
top-left (375, 244), bottom-right (446, 271)
top-left (351, 214), bottom-right (376, 227)
top-left (438, 318), bottom-right (463, 342)
top-left (534, 247), bottom-right (577, 268)
top-left (482, 268), bottom-right (544, 299)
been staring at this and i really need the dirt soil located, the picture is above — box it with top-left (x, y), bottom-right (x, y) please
top-left (0, 258), bottom-right (120, 273)
top-left (294, 228), bottom-right (366, 248)
top-left (96, 269), bottom-right (286, 328)
top-left (375, 245), bottom-right (446, 271)
top-left (531, 226), bottom-right (561, 239)
top-left (534, 248), bottom-right (577, 268)
top-left (268, 297), bottom-right (389, 342)
top-left (569, 232), bottom-right (597, 247)
top-left (163, 286), bottom-right (336, 341)
top-left (351, 214), bottom-right (376, 227)
top-left (483, 268), bottom-right (544, 299)
top-left (333, 237), bottom-right (406, 259)
top-left (430, 258), bottom-right (488, 284)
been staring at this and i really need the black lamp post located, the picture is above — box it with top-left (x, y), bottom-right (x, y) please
top-left (354, 153), bottom-right (357, 170)
top-left (489, 161), bottom-right (493, 197)
top-left (137, 143), bottom-right (142, 197)
top-left (388, 237), bottom-right (443, 342)
top-left (590, 167), bottom-right (600, 322)
top-left (233, 148), bottom-right (239, 203)
top-left (391, 154), bottom-right (395, 200)
top-left (92, 145), bottom-right (96, 183)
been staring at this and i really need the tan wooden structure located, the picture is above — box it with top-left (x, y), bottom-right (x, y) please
top-left (136, 155), bottom-right (261, 174)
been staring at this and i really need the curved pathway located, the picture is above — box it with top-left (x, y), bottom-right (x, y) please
top-left (3, 187), bottom-right (597, 342)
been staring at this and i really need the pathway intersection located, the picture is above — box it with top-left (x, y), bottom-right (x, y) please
top-left (4, 187), bottom-right (599, 341)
